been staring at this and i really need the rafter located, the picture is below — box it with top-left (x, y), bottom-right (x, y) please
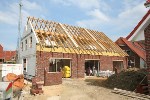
top-left (28, 17), bottom-right (128, 57)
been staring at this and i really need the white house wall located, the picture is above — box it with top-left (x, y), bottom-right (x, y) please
top-left (19, 21), bottom-right (37, 77)
top-left (132, 30), bottom-right (145, 41)
top-left (128, 15), bottom-right (150, 41)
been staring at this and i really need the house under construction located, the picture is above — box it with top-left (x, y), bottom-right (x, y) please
top-left (19, 17), bottom-right (128, 85)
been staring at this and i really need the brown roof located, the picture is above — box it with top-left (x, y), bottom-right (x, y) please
top-left (27, 17), bottom-right (128, 57)
top-left (116, 37), bottom-right (146, 61)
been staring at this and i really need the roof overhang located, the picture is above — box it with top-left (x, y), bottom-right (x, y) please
top-left (126, 10), bottom-right (150, 41)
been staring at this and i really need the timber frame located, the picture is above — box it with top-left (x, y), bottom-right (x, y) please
top-left (28, 17), bottom-right (128, 57)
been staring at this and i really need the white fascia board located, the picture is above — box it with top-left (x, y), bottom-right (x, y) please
top-left (128, 15), bottom-right (150, 41)
top-left (29, 20), bottom-right (39, 43)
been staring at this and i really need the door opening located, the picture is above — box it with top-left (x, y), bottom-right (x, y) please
top-left (85, 60), bottom-right (100, 76)
top-left (113, 61), bottom-right (124, 74)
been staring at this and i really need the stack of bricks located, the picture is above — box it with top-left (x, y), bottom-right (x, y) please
top-left (30, 77), bottom-right (44, 95)
top-left (44, 69), bottom-right (62, 86)
top-left (145, 24), bottom-right (150, 94)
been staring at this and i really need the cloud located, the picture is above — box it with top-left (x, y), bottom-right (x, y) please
top-left (0, 2), bottom-right (18, 25)
top-left (76, 0), bottom-right (148, 41)
top-left (76, 9), bottom-right (110, 29)
top-left (70, 0), bottom-right (100, 10)
top-left (23, 0), bottom-right (42, 11)
top-left (51, 0), bottom-right (71, 6)
top-left (51, 0), bottom-right (100, 10)
top-left (76, 19), bottom-right (100, 29)
top-left (112, 1), bottom-right (147, 32)
top-left (0, 0), bottom-right (44, 26)
top-left (0, 11), bottom-right (17, 25)
top-left (0, 0), bottom-right (45, 50)
top-left (87, 9), bottom-right (109, 22)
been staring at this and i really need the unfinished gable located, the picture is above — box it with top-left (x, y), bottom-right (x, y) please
top-left (28, 17), bottom-right (127, 57)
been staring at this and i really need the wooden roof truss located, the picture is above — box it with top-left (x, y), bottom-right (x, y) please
top-left (28, 17), bottom-right (128, 56)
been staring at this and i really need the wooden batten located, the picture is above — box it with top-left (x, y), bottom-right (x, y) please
top-left (36, 45), bottom-right (123, 56)
top-left (29, 16), bottom-right (128, 57)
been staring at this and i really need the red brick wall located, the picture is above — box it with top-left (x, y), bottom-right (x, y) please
top-left (144, 24), bottom-right (150, 93)
top-left (145, 24), bottom-right (150, 67)
top-left (0, 45), bottom-right (3, 62)
top-left (35, 51), bottom-right (127, 82)
top-left (119, 45), bottom-right (140, 68)
top-left (36, 51), bottom-right (52, 81)
top-left (100, 56), bottom-right (127, 71)
top-left (44, 69), bottom-right (62, 86)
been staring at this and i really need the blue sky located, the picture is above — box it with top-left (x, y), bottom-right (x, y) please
top-left (0, 0), bottom-right (148, 50)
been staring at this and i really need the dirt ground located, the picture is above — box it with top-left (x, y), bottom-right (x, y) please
top-left (18, 77), bottom-right (140, 100)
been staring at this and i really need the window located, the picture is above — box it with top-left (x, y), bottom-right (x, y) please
top-left (29, 37), bottom-right (32, 48)
top-left (21, 42), bottom-right (23, 51)
top-left (0, 59), bottom-right (3, 63)
top-left (25, 39), bottom-right (27, 50)
top-left (23, 58), bottom-right (27, 71)
top-left (49, 59), bottom-right (71, 73)
top-left (113, 61), bottom-right (124, 73)
top-left (126, 50), bottom-right (131, 55)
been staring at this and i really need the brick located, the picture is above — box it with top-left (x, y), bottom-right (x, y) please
top-left (35, 51), bottom-right (127, 84)
top-left (144, 24), bottom-right (150, 94)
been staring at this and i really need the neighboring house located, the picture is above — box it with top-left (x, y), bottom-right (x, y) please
top-left (116, 10), bottom-right (150, 69)
top-left (0, 44), bottom-right (16, 64)
top-left (19, 17), bottom-right (128, 85)
top-left (116, 37), bottom-right (146, 68)
top-left (0, 45), bottom-right (4, 63)
top-left (126, 10), bottom-right (150, 41)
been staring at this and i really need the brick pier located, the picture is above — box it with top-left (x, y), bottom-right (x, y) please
top-left (145, 24), bottom-right (150, 93)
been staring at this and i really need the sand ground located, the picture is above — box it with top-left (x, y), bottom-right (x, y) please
top-left (17, 77), bottom-right (139, 100)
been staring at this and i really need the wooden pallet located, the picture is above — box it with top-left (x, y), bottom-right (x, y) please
top-left (112, 88), bottom-right (150, 100)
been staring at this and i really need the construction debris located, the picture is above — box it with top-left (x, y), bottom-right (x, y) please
top-left (30, 78), bottom-right (44, 95)
top-left (112, 88), bottom-right (150, 100)
top-left (3, 73), bottom-right (24, 92)
top-left (104, 68), bottom-right (148, 91)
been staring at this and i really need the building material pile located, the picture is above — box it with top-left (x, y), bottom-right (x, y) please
top-left (104, 68), bottom-right (147, 91)
top-left (30, 78), bottom-right (44, 95)
top-left (3, 73), bottom-right (24, 92)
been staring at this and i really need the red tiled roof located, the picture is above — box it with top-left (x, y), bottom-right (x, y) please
top-left (3, 51), bottom-right (16, 61)
top-left (133, 41), bottom-right (145, 50)
top-left (116, 37), bottom-right (146, 61)
top-left (126, 10), bottom-right (150, 40)
top-left (0, 44), bottom-right (16, 61)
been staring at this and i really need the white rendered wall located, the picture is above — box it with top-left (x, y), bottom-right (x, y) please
top-left (19, 21), bottom-right (38, 77)
top-left (132, 30), bottom-right (145, 41)
top-left (128, 15), bottom-right (150, 41)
